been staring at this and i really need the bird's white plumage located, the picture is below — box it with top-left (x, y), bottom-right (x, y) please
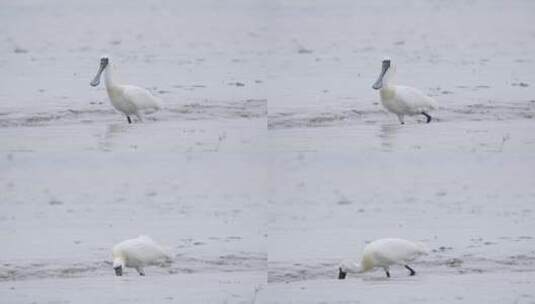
top-left (112, 235), bottom-right (171, 276)
top-left (363, 238), bottom-right (427, 267)
top-left (339, 238), bottom-right (427, 278)
top-left (382, 85), bottom-right (437, 116)
top-left (121, 85), bottom-right (161, 114)
top-left (90, 56), bottom-right (160, 123)
top-left (373, 59), bottom-right (437, 124)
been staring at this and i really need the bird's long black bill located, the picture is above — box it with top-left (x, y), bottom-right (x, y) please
top-left (90, 62), bottom-right (106, 87)
top-left (372, 60), bottom-right (391, 90)
top-left (372, 70), bottom-right (386, 90)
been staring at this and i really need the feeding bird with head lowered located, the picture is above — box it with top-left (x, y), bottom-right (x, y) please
top-left (112, 235), bottom-right (172, 276)
top-left (338, 238), bottom-right (428, 279)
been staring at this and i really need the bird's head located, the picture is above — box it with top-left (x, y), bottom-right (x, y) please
top-left (337, 259), bottom-right (362, 280)
top-left (372, 57), bottom-right (395, 90)
top-left (112, 256), bottom-right (125, 276)
top-left (90, 55), bottom-right (110, 87)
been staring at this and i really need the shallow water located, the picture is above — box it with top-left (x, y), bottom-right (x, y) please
top-left (2, 0), bottom-right (535, 303)
top-left (1, 272), bottom-right (265, 304)
top-left (258, 272), bottom-right (535, 304)
top-left (0, 152), bottom-right (268, 303)
top-left (266, 152), bottom-right (535, 272)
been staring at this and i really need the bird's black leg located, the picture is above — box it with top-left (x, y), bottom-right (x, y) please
top-left (422, 112), bottom-right (432, 123)
top-left (127, 116), bottom-right (132, 124)
top-left (405, 265), bottom-right (416, 276)
top-left (384, 268), bottom-right (390, 278)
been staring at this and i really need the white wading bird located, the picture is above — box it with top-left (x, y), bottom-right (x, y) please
top-left (112, 235), bottom-right (172, 276)
top-left (338, 238), bottom-right (428, 279)
top-left (372, 58), bottom-right (437, 124)
top-left (90, 56), bottom-right (160, 124)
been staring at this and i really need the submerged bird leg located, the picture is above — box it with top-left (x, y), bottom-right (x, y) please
top-left (422, 112), bottom-right (432, 123)
top-left (338, 267), bottom-right (347, 280)
top-left (384, 268), bottom-right (391, 278)
top-left (135, 113), bottom-right (143, 122)
top-left (136, 267), bottom-right (145, 276)
top-left (397, 114), bottom-right (405, 125)
top-left (404, 265), bottom-right (416, 276)
top-left (126, 116), bottom-right (132, 124)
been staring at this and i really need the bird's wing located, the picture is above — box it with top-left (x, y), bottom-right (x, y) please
top-left (122, 85), bottom-right (161, 111)
top-left (370, 239), bottom-right (425, 265)
top-left (126, 236), bottom-right (172, 264)
top-left (395, 86), bottom-right (437, 112)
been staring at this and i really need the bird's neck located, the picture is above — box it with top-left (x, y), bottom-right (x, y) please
top-left (360, 254), bottom-right (375, 272)
top-left (344, 260), bottom-right (363, 274)
top-left (104, 65), bottom-right (122, 98)
top-left (380, 68), bottom-right (395, 92)
top-left (104, 65), bottom-right (120, 90)
top-left (380, 86), bottom-right (396, 100)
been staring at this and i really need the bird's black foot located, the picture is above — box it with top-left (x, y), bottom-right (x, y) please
top-left (385, 269), bottom-right (391, 278)
top-left (127, 116), bottom-right (132, 124)
top-left (422, 112), bottom-right (432, 123)
top-left (338, 267), bottom-right (347, 280)
top-left (405, 265), bottom-right (416, 276)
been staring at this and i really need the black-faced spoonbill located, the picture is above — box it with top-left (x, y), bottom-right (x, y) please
top-left (338, 238), bottom-right (427, 279)
top-left (90, 56), bottom-right (160, 124)
top-left (112, 235), bottom-right (172, 276)
top-left (372, 58), bottom-right (437, 124)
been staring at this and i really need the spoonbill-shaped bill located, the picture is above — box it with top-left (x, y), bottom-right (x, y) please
top-left (112, 235), bottom-right (172, 276)
top-left (90, 56), bottom-right (160, 124)
top-left (338, 238), bottom-right (427, 279)
top-left (372, 59), bottom-right (437, 124)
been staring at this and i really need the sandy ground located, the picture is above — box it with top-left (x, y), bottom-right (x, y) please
top-left (1, 0), bottom-right (535, 303)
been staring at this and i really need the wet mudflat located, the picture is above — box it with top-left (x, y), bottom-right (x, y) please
top-left (1, 0), bottom-right (535, 303)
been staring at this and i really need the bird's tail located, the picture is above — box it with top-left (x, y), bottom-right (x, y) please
top-left (414, 241), bottom-right (429, 255)
top-left (138, 235), bottom-right (173, 261)
top-left (152, 97), bottom-right (162, 111)
top-left (159, 245), bottom-right (174, 262)
top-left (428, 97), bottom-right (439, 110)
